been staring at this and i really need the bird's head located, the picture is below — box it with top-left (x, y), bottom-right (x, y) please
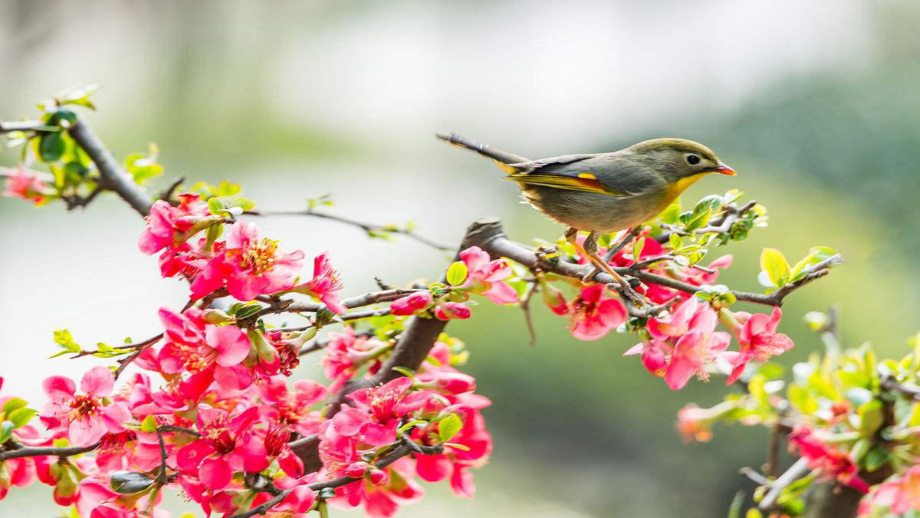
top-left (628, 138), bottom-right (736, 184)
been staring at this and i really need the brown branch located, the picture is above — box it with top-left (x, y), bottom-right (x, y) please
top-left (0, 441), bottom-right (100, 461)
top-left (114, 333), bottom-right (164, 379)
top-left (67, 115), bottom-right (152, 217)
top-left (467, 219), bottom-right (840, 307)
top-left (244, 209), bottom-right (452, 252)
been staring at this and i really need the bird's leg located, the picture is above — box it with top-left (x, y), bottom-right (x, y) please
top-left (580, 231), bottom-right (646, 306)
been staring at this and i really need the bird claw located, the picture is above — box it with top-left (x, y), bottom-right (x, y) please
top-left (608, 282), bottom-right (647, 308)
top-left (580, 265), bottom-right (600, 283)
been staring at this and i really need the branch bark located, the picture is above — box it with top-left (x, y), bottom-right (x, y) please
top-left (67, 115), bottom-right (152, 217)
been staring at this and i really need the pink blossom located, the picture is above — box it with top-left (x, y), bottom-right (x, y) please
top-left (190, 221), bottom-right (304, 301)
top-left (390, 291), bottom-right (434, 316)
top-left (459, 246), bottom-right (519, 305)
top-left (864, 465), bottom-right (920, 514)
top-left (565, 285), bottom-right (627, 341)
top-left (724, 307), bottom-right (795, 384)
top-left (2, 166), bottom-right (47, 205)
top-left (256, 377), bottom-right (326, 436)
top-left (788, 426), bottom-right (869, 494)
top-left (622, 340), bottom-right (668, 377)
top-left (676, 405), bottom-right (714, 442)
top-left (156, 307), bottom-right (252, 390)
top-left (434, 302), bottom-right (471, 321)
top-left (176, 406), bottom-right (260, 491)
top-left (137, 194), bottom-right (210, 255)
top-left (663, 307), bottom-right (731, 390)
top-left (40, 367), bottom-right (130, 447)
top-left (325, 377), bottom-right (430, 447)
top-left (322, 328), bottom-right (389, 391)
top-left (293, 252), bottom-right (346, 313)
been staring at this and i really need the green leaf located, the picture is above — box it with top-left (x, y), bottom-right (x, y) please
top-left (424, 355), bottom-right (442, 368)
top-left (684, 206), bottom-right (712, 232)
top-left (208, 197), bottom-right (224, 215)
top-left (437, 413), bottom-right (463, 442)
top-left (0, 421), bottom-right (13, 444)
top-left (2, 397), bottom-right (28, 415)
top-left (864, 447), bottom-right (891, 472)
top-left (392, 366), bottom-right (415, 378)
top-left (858, 399), bottom-right (884, 436)
top-left (140, 415), bottom-right (158, 434)
top-left (659, 201), bottom-right (681, 225)
top-left (230, 197), bottom-right (256, 211)
top-left (39, 132), bottom-right (66, 162)
top-left (745, 509), bottom-right (763, 518)
top-left (110, 471), bottom-right (155, 494)
top-left (7, 408), bottom-right (36, 429)
top-left (727, 491), bottom-right (744, 518)
top-left (759, 248), bottom-right (790, 287)
top-left (53, 329), bottom-right (81, 352)
top-left (790, 246), bottom-right (837, 281)
top-left (444, 442), bottom-right (470, 452)
top-left (633, 237), bottom-right (646, 261)
top-left (445, 262), bottom-right (469, 286)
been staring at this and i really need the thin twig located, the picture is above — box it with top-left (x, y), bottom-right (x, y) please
top-left (759, 458), bottom-right (811, 511)
top-left (245, 209), bottom-right (452, 252)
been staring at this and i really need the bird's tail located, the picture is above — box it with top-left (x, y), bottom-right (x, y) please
top-left (435, 133), bottom-right (530, 166)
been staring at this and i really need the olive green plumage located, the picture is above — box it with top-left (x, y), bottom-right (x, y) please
top-left (437, 132), bottom-right (736, 302)
top-left (437, 133), bottom-right (735, 233)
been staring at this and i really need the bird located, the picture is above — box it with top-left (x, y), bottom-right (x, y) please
top-left (436, 133), bottom-right (736, 303)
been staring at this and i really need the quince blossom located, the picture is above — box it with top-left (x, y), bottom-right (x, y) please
top-left (459, 246), bottom-right (519, 305)
top-left (723, 307), bottom-right (795, 384)
top-left (2, 166), bottom-right (48, 205)
top-left (40, 367), bottom-right (131, 447)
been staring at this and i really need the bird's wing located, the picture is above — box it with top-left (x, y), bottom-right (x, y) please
top-left (502, 154), bottom-right (656, 197)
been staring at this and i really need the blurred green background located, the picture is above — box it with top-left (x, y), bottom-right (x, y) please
top-left (1, 1), bottom-right (919, 516)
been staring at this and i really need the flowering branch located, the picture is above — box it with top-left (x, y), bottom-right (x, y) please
top-left (465, 218), bottom-right (840, 307)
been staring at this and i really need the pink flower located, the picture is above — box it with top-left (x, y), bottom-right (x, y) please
top-left (676, 405), bottom-right (714, 443)
top-left (322, 328), bottom-right (389, 391)
top-left (190, 221), bottom-right (304, 301)
top-left (540, 283), bottom-right (569, 316)
top-left (663, 307), bottom-right (730, 390)
top-left (293, 252), bottom-right (346, 313)
top-left (566, 285), bottom-right (627, 341)
top-left (176, 407), bottom-right (260, 491)
top-left (157, 307), bottom-right (252, 390)
top-left (625, 297), bottom-right (731, 390)
top-left (459, 247), bottom-right (519, 305)
top-left (789, 426), bottom-right (868, 494)
top-left (434, 302), bottom-right (471, 321)
top-left (724, 307), bottom-right (795, 384)
top-left (137, 194), bottom-right (210, 255)
top-left (390, 292), bottom-right (434, 316)
top-left (40, 367), bottom-right (131, 447)
top-left (256, 377), bottom-right (326, 436)
top-left (3, 166), bottom-right (47, 205)
top-left (864, 465), bottom-right (920, 514)
top-left (325, 377), bottom-right (430, 447)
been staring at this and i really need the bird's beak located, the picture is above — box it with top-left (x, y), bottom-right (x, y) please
top-left (714, 162), bottom-right (736, 176)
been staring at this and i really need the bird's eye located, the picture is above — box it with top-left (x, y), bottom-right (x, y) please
top-left (686, 154), bottom-right (701, 165)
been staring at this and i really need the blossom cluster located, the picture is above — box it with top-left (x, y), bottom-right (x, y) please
top-left (0, 193), bottom-right (503, 518)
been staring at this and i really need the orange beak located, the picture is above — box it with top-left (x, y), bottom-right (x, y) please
top-left (715, 162), bottom-right (736, 176)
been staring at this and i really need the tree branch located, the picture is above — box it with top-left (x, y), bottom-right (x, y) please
top-left (67, 115), bottom-right (152, 217)
top-left (466, 219), bottom-right (840, 307)
top-left (0, 441), bottom-right (100, 462)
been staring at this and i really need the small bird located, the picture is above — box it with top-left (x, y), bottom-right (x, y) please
top-left (436, 133), bottom-right (736, 302)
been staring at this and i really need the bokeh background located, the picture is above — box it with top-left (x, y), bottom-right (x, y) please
top-left (1, 0), bottom-right (919, 516)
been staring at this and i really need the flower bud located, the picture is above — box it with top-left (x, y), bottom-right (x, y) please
top-left (541, 282), bottom-right (569, 316)
top-left (201, 309), bottom-right (233, 324)
top-left (281, 327), bottom-right (317, 348)
top-left (435, 372), bottom-right (476, 394)
top-left (369, 468), bottom-right (388, 485)
top-left (248, 329), bottom-right (278, 366)
top-left (345, 462), bottom-right (369, 478)
top-left (435, 302), bottom-right (471, 321)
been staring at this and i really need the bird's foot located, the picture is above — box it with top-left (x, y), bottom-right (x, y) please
top-left (580, 265), bottom-right (601, 283)
top-left (608, 280), bottom-right (647, 308)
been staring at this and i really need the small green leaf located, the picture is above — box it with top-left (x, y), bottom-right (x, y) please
top-left (633, 237), bottom-right (646, 261)
top-left (110, 471), bottom-right (155, 494)
top-left (392, 366), bottom-right (416, 378)
top-left (858, 399), bottom-right (884, 436)
top-left (2, 397), bottom-right (28, 415)
top-left (445, 262), bottom-right (469, 286)
top-left (438, 413), bottom-right (463, 442)
top-left (759, 248), bottom-right (790, 287)
top-left (208, 197), bottom-right (224, 215)
top-left (444, 442), bottom-right (470, 452)
top-left (7, 408), bottom-right (36, 429)
top-left (0, 421), bottom-right (13, 444)
top-left (727, 491), bottom-right (744, 518)
top-left (864, 447), bottom-right (891, 472)
top-left (425, 355), bottom-right (442, 367)
top-left (39, 132), bottom-right (66, 162)
top-left (140, 415), bottom-right (158, 434)
top-left (53, 329), bottom-right (81, 352)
